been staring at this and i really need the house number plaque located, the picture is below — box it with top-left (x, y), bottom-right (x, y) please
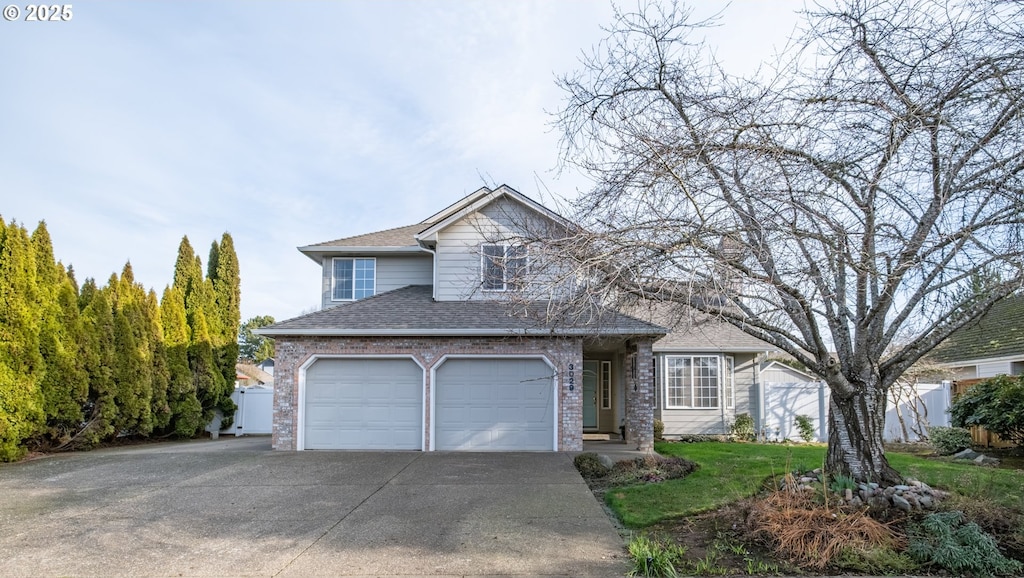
top-left (568, 363), bottom-right (575, 391)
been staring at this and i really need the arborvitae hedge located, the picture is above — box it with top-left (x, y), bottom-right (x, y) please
top-left (0, 218), bottom-right (243, 460)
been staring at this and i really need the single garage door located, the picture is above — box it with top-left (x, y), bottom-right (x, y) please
top-left (304, 358), bottom-right (423, 450)
top-left (434, 358), bottom-right (555, 451)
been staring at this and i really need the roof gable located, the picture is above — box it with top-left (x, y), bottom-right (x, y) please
top-left (415, 185), bottom-right (570, 244)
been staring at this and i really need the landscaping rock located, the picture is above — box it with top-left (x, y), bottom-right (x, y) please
top-left (781, 468), bottom-right (949, 513)
top-left (596, 454), bottom-right (616, 469)
top-left (974, 455), bottom-right (1001, 466)
top-left (892, 494), bottom-right (913, 512)
top-left (953, 448), bottom-right (981, 460)
top-left (868, 496), bottom-right (890, 510)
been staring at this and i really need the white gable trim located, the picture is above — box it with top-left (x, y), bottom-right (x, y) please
top-left (415, 185), bottom-right (571, 245)
top-left (759, 360), bottom-right (819, 381)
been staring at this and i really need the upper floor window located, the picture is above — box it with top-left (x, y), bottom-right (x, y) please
top-left (481, 244), bottom-right (527, 291)
top-left (332, 257), bottom-right (375, 301)
top-left (665, 355), bottom-right (724, 409)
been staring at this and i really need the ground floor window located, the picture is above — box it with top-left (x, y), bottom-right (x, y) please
top-left (664, 355), bottom-right (733, 409)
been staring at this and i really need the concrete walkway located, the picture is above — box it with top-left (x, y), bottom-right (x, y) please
top-left (0, 438), bottom-right (629, 577)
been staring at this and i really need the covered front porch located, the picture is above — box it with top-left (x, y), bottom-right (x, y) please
top-left (581, 337), bottom-right (656, 452)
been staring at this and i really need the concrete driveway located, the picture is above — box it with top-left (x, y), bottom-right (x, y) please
top-left (0, 437), bottom-right (629, 577)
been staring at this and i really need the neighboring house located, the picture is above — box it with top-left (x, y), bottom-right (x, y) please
top-left (256, 358), bottom-right (275, 376)
top-left (236, 363), bottom-right (274, 388)
top-left (257, 185), bottom-right (667, 452)
top-left (930, 293), bottom-right (1024, 380)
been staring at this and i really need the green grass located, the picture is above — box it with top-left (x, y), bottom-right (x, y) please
top-left (888, 452), bottom-right (1024, 511)
top-left (606, 442), bottom-right (826, 527)
top-left (606, 442), bottom-right (1024, 528)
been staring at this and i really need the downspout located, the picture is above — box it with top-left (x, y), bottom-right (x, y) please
top-left (757, 352), bottom-right (769, 442)
top-left (417, 232), bottom-right (438, 301)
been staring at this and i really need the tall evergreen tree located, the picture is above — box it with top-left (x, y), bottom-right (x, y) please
top-left (78, 277), bottom-right (97, 312)
top-left (81, 287), bottom-right (118, 444)
top-left (210, 233), bottom-right (241, 388)
top-left (0, 219), bottom-right (45, 460)
top-left (31, 222), bottom-right (88, 444)
top-left (161, 286), bottom-right (203, 436)
top-left (188, 309), bottom-right (227, 424)
top-left (109, 264), bottom-right (154, 436)
top-left (146, 290), bottom-right (171, 432)
top-left (112, 306), bottom-right (152, 435)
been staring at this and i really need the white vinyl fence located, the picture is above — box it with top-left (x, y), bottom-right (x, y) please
top-left (760, 380), bottom-right (951, 443)
top-left (206, 386), bottom-right (274, 437)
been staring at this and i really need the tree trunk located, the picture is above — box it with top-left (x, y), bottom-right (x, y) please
top-left (826, 385), bottom-right (903, 485)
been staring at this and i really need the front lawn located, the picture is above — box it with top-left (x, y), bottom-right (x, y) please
top-left (607, 441), bottom-right (1023, 528)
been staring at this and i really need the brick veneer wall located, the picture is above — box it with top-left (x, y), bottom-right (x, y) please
top-left (624, 339), bottom-right (655, 452)
top-left (273, 335), bottom-right (584, 451)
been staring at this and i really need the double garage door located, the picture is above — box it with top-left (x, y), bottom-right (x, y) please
top-left (303, 357), bottom-right (555, 451)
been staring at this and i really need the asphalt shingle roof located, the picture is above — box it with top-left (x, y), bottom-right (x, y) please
top-left (930, 293), bottom-right (1024, 363)
top-left (305, 223), bottom-right (431, 248)
top-left (626, 302), bottom-right (774, 352)
top-left (259, 285), bottom-right (666, 337)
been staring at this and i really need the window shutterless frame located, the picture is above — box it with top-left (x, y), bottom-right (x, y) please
top-left (480, 243), bottom-right (527, 291)
top-left (331, 257), bottom-right (376, 301)
top-left (664, 354), bottom-right (729, 409)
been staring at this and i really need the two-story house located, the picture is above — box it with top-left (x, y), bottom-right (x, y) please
top-left (258, 186), bottom-right (666, 452)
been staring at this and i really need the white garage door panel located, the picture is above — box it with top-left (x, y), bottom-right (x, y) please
top-left (304, 358), bottom-right (422, 450)
top-left (435, 358), bottom-right (554, 451)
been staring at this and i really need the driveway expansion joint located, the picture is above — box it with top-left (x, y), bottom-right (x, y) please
top-left (271, 452), bottom-right (424, 577)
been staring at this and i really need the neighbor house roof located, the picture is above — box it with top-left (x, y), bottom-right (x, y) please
top-left (256, 285), bottom-right (666, 338)
top-left (930, 293), bottom-right (1024, 364)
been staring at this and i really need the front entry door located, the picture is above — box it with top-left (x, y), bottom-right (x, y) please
top-left (582, 360), bottom-right (598, 429)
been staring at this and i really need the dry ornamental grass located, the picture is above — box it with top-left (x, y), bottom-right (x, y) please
top-left (746, 483), bottom-right (903, 569)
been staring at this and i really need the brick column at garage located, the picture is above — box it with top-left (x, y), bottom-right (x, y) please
top-left (624, 338), bottom-right (655, 452)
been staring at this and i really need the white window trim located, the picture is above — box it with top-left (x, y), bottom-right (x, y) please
top-left (600, 360), bottom-right (612, 410)
top-left (664, 354), bottom-right (731, 410)
top-left (724, 356), bottom-right (735, 410)
top-left (480, 243), bottom-right (528, 292)
top-left (330, 257), bottom-right (376, 302)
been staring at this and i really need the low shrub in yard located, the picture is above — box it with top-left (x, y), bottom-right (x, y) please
top-left (928, 425), bottom-right (973, 455)
top-left (832, 546), bottom-right (921, 575)
top-left (573, 452), bottom-right (611, 479)
top-left (609, 455), bottom-right (699, 486)
top-left (653, 418), bottom-right (665, 440)
top-left (794, 415), bottom-right (816, 443)
top-left (907, 511), bottom-right (1023, 576)
top-left (730, 413), bottom-right (755, 441)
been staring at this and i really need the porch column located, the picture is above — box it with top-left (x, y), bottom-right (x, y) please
top-left (625, 338), bottom-right (655, 452)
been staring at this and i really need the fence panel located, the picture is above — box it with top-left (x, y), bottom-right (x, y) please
top-left (884, 382), bottom-right (950, 442)
top-left (763, 381), bottom-right (951, 444)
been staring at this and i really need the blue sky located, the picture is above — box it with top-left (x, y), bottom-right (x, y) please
top-left (1, 1), bottom-right (805, 322)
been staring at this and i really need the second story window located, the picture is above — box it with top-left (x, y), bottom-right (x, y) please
top-left (332, 257), bottom-right (375, 301)
top-left (481, 244), bottom-right (527, 291)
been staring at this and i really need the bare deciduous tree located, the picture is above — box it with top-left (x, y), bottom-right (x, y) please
top-left (544, 0), bottom-right (1024, 483)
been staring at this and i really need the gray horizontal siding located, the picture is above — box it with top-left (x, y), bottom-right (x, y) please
top-left (320, 255), bottom-right (432, 310)
top-left (654, 352), bottom-right (758, 437)
top-left (435, 198), bottom-right (532, 302)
